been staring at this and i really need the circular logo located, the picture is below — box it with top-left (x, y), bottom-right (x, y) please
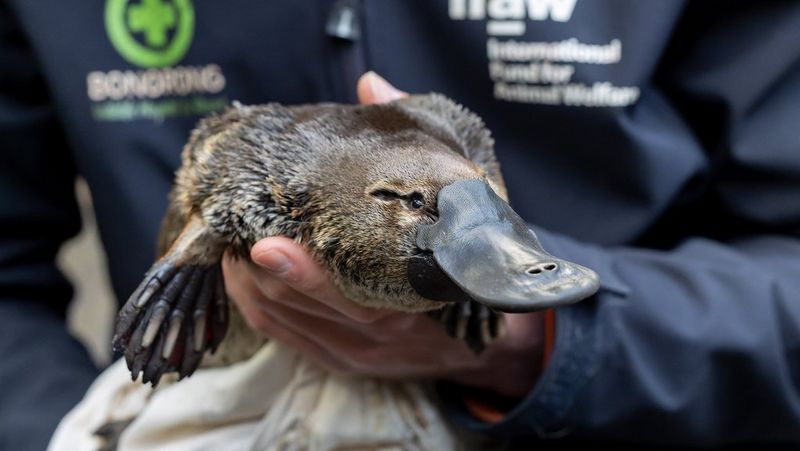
top-left (105, 0), bottom-right (194, 68)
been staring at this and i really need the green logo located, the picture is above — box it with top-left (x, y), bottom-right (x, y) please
top-left (105, 0), bottom-right (194, 68)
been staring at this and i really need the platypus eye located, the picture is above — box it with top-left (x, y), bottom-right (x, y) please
top-left (370, 188), bottom-right (427, 211)
top-left (408, 192), bottom-right (425, 210)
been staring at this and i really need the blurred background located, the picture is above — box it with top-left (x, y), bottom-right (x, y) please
top-left (59, 179), bottom-right (116, 367)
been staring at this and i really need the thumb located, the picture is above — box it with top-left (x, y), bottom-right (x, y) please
top-left (357, 71), bottom-right (408, 105)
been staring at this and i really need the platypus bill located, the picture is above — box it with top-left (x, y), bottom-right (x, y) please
top-left (112, 94), bottom-right (600, 386)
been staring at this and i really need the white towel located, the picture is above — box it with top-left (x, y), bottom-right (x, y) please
top-left (49, 343), bottom-right (458, 451)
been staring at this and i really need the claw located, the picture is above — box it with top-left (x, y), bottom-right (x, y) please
top-left (163, 312), bottom-right (184, 359)
top-left (180, 321), bottom-right (205, 379)
top-left (456, 302), bottom-right (470, 340)
top-left (479, 305), bottom-right (492, 346)
top-left (429, 300), bottom-right (505, 355)
top-left (114, 264), bottom-right (179, 347)
top-left (141, 299), bottom-right (170, 349)
top-left (134, 265), bottom-right (179, 308)
top-left (126, 339), bottom-right (149, 381)
top-left (113, 261), bottom-right (229, 386)
top-left (210, 267), bottom-right (228, 353)
top-left (192, 310), bottom-right (207, 352)
top-left (143, 327), bottom-right (167, 385)
top-left (187, 269), bottom-right (214, 354)
top-left (160, 267), bottom-right (204, 358)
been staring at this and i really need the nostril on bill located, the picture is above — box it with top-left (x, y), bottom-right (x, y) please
top-left (527, 262), bottom-right (558, 275)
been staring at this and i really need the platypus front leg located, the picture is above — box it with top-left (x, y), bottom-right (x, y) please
top-left (112, 216), bottom-right (228, 385)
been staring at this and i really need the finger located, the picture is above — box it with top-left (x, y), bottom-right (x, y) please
top-left (226, 250), bottom-right (393, 333)
top-left (246, 265), bottom-right (358, 324)
top-left (251, 276), bottom-right (426, 340)
top-left (255, 296), bottom-right (369, 357)
top-left (250, 277), bottom-right (450, 349)
top-left (226, 252), bottom-right (488, 377)
top-left (225, 249), bottom-right (491, 379)
top-left (357, 71), bottom-right (408, 105)
top-left (251, 237), bottom-right (394, 323)
top-left (255, 296), bottom-right (456, 376)
top-left (222, 252), bottom-right (265, 324)
top-left (223, 259), bottom-right (373, 373)
top-left (223, 256), bottom-right (346, 368)
top-left (244, 261), bottom-right (399, 331)
top-left (236, 295), bottom-right (352, 373)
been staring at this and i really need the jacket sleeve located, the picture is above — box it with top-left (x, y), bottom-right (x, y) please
top-left (443, 2), bottom-right (800, 446)
top-left (0, 5), bottom-right (98, 450)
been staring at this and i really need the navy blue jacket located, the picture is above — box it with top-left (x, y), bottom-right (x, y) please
top-left (1, 1), bottom-right (799, 449)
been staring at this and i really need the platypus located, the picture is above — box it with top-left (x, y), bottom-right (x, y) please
top-left (112, 93), bottom-right (600, 387)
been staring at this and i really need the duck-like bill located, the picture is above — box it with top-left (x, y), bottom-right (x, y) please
top-left (408, 179), bottom-right (599, 312)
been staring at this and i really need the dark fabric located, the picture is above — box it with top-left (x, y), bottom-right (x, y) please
top-left (1, 0), bottom-right (799, 448)
top-left (442, 229), bottom-right (800, 447)
top-left (0, 4), bottom-right (99, 450)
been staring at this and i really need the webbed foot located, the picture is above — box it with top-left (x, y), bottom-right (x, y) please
top-left (429, 300), bottom-right (504, 354)
top-left (113, 261), bottom-right (228, 385)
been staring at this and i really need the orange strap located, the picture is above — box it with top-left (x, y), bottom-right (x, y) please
top-left (464, 395), bottom-right (507, 423)
top-left (543, 308), bottom-right (556, 366)
top-left (464, 309), bottom-right (557, 423)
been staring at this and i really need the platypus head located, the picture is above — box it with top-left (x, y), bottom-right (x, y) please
top-left (295, 95), bottom-right (599, 313)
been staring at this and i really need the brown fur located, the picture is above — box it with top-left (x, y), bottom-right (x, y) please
top-left (165, 94), bottom-right (506, 313)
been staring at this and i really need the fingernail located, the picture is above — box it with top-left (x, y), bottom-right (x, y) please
top-left (254, 250), bottom-right (291, 274)
top-left (365, 71), bottom-right (406, 103)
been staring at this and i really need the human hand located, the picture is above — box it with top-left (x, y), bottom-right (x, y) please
top-left (222, 72), bottom-right (546, 398)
